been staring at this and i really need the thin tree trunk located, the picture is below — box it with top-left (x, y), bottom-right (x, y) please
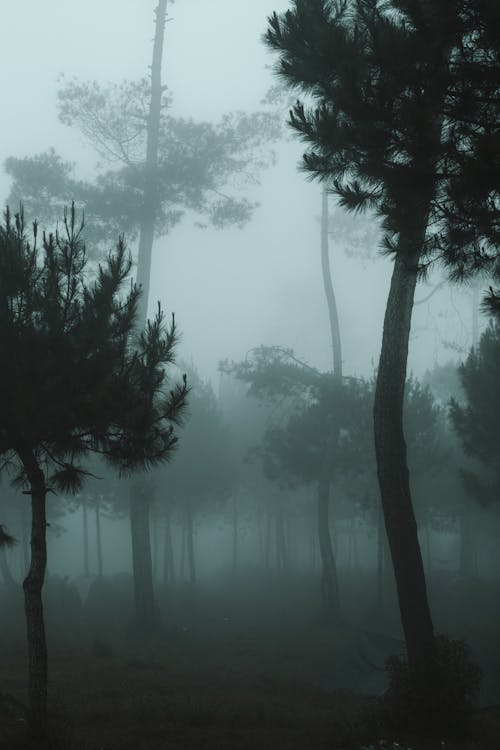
top-left (186, 498), bottom-right (196, 587)
top-left (129, 0), bottom-right (168, 632)
top-left (374, 244), bottom-right (436, 681)
top-left (376, 505), bottom-right (385, 611)
top-left (95, 498), bottom-right (103, 578)
top-left (317, 188), bottom-right (342, 619)
top-left (180, 512), bottom-right (186, 582)
top-left (21, 501), bottom-right (30, 576)
top-left (163, 501), bottom-right (175, 586)
top-left (82, 496), bottom-right (89, 577)
top-left (231, 495), bottom-right (238, 574)
top-left (19, 447), bottom-right (49, 737)
top-left (130, 487), bottom-right (157, 630)
top-left (0, 545), bottom-right (16, 589)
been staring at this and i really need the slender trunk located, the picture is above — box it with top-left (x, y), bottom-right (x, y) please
top-left (186, 498), bottom-right (196, 588)
top-left (129, 0), bottom-right (168, 631)
top-left (264, 506), bottom-right (271, 570)
top-left (317, 188), bottom-right (342, 619)
top-left (0, 545), bottom-right (16, 589)
top-left (376, 506), bottom-right (384, 611)
top-left (82, 496), bottom-right (89, 577)
top-left (321, 189), bottom-right (342, 374)
top-left (275, 495), bottom-right (288, 573)
top-left (231, 495), bottom-right (238, 574)
top-left (180, 512), bottom-right (186, 582)
top-left (21, 501), bottom-right (30, 576)
top-left (163, 501), bottom-right (175, 586)
top-left (130, 488), bottom-right (157, 630)
top-left (374, 244), bottom-right (436, 680)
top-left (95, 498), bottom-right (103, 578)
top-left (18, 447), bottom-right (49, 737)
top-left (317, 474), bottom-right (340, 619)
top-left (459, 497), bottom-right (474, 578)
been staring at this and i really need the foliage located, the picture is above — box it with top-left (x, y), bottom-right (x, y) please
top-left (160, 366), bottom-right (235, 513)
top-left (265, 0), bottom-right (500, 287)
top-left (0, 204), bottom-right (188, 489)
top-left (5, 78), bottom-right (282, 248)
top-left (384, 634), bottom-right (482, 734)
top-left (450, 321), bottom-right (500, 506)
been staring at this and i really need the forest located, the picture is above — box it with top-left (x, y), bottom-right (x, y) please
top-left (0, 1), bottom-right (499, 749)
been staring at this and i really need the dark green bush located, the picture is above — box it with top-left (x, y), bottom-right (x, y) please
top-left (384, 634), bottom-right (482, 735)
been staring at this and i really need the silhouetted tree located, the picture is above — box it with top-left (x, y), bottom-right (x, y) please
top-left (266, 0), bottom-right (498, 709)
top-left (0, 204), bottom-right (187, 737)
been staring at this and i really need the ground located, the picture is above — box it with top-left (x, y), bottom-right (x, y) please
top-left (1, 570), bottom-right (499, 749)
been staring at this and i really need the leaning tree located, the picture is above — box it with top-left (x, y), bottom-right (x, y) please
top-left (0, 204), bottom-right (187, 737)
top-left (265, 0), bottom-right (499, 713)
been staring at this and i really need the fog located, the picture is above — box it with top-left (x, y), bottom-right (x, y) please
top-left (0, 2), bottom-right (499, 749)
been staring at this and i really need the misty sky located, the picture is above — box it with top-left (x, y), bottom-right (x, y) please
top-left (0, 0), bottom-right (483, 386)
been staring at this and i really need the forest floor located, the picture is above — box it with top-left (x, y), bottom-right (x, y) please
top-left (1, 570), bottom-right (500, 750)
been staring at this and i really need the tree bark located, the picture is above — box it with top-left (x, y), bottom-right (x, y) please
top-left (231, 495), bottom-right (238, 574)
top-left (95, 498), bottom-right (103, 577)
top-left (18, 447), bottom-right (49, 738)
top-left (129, 0), bottom-right (168, 632)
top-left (186, 498), bottom-right (196, 588)
top-left (130, 487), bottom-right (157, 630)
top-left (82, 495), bottom-right (89, 577)
top-left (373, 244), bottom-right (436, 680)
top-left (162, 500), bottom-right (175, 586)
top-left (0, 545), bottom-right (16, 590)
top-left (317, 188), bottom-right (342, 619)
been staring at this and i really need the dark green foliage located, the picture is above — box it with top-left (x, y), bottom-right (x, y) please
top-left (0, 204), bottom-right (188, 488)
top-left (265, 0), bottom-right (500, 281)
top-left (385, 634), bottom-right (482, 734)
top-left (450, 321), bottom-right (500, 506)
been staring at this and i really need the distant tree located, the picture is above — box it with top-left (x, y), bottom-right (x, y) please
top-left (160, 367), bottom-right (235, 588)
top-left (450, 321), bottom-right (500, 508)
top-left (0, 204), bottom-right (187, 737)
top-left (266, 0), bottom-right (498, 712)
top-left (5, 1), bottom-right (280, 630)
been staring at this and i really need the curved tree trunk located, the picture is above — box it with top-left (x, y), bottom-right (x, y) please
top-left (373, 244), bottom-right (436, 682)
top-left (130, 0), bottom-right (168, 631)
top-left (317, 188), bottom-right (342, 619)
top-left (18, 447), bottom-right (49, 738)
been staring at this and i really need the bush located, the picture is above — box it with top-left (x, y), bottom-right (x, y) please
top-left (384, 634), bottom-right (482, 735)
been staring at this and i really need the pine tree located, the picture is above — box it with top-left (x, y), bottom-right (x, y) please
top-left (266, 0), bottom-right (498, 719)
top-left (0, 204), bottom-right (188, 737)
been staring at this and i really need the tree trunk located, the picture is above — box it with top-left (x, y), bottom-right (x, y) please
top-left (82, 495), bottom-right (89, 577)
top-left (95, 498), bottom-right (103, 578)
top-left (231, 495), bottom-right (238, 574)
top-left (19, 447), bottom-right (49, 738)
top-left (130, 488), bottom-right (157, 630)
top-left (186, 498), bottom-right (196, 588)
top-left (129, 0), bottom-right (168, 632)
top-left (163, 500), bottom-right (175, 586)
top-left (0, 545), bottom-right (16, 590)
top-left (376, 505), bottom-right (385, 611)
top-left (373, 245), bottom-right (436, 681)
top-left (317, 188), bottom-right (342, 620)
top-left (317, 473), bottom-right (340, 619)
top-left (274, 494), bottom-right (288, 573)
